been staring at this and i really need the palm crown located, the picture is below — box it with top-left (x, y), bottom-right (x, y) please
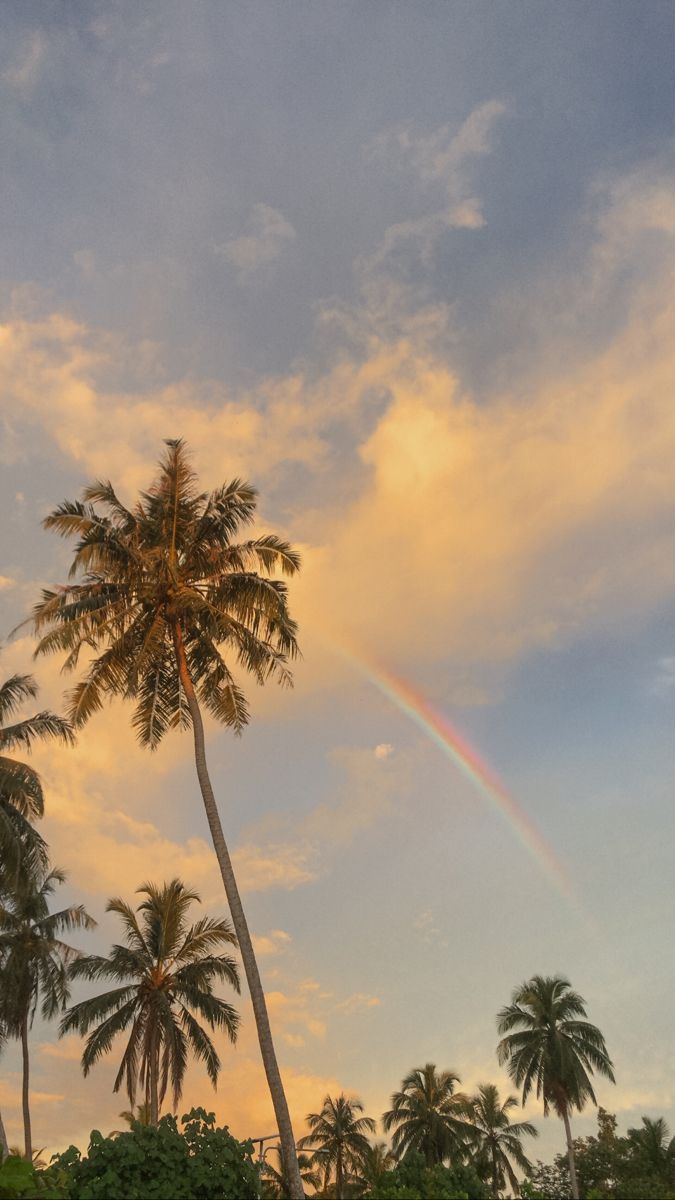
top-left (0, 669), bottom-right (73, 884)
top-left (464, 1082), bottom-right (537, 1197)
top-left (61, 879), bottom-right (240, 1121)
top-left (382, 1063), bottom-right (469, 1167)
top-left (496, 975), bottom-right (615, 1118)
top-left (29, 437), bottom-right (300, 745)
top-left (299, 1094), bottom-right (376, 1198)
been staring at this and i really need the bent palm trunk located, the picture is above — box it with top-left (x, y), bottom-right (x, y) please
top-left (21, 1016), bottom-right (32, 1161)
top-left (0, 1108), bottom-right (8, 1161)
top-left (561, 1107), bottom-right (579, 1200)
top-left (174, 627), bottom-right (304, 1200)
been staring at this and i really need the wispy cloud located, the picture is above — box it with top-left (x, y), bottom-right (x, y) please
top-left (216, 203), bottom-right (296, 282)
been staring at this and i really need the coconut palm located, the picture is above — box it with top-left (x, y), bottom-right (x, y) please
top-left (382, 1064), bottom-right (469, 1167)
top-left (27, 440), bottom-right (305, 1197)
top-left (118, 1102), bottom-right (152, 1128)
top-left (357, 1141), bottom-right (396, 1194)
top-left (0, 1025), bottom-right (8, 1161)
top-left (497, 975), bottom-right (615, 1200)
top-left (0, 669), bottom-right (73, 888)
top-left (298, 1094), bottom-right (376, 1200)
top-left (0, 866), bottom-right (94, 1159)
top-left (261, 1147), bottom-right (321, 1199)
top-left (61, 879), bottom-right (240, 1125)
top-left (463, 1083), bottom-right (537, 1197)
top-left (626, 1116), bottom-right (675, 1182)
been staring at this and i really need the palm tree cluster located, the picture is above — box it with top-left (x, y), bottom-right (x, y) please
top-left (0, 441), bottom-right (621, 1200)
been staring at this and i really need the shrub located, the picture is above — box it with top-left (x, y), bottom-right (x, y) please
top-left (369, 1152), bottom-right (489, 1200)
top-left (45, 1108), bottom-right (260, 1199)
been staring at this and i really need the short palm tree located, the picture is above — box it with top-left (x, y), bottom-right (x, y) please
top-left (464, 1083), bottom-right (537, 1197)
top-left (357, 1141), bottom-right (396, 1194)
top-left (0, 866), bottom-right (94, 1159)
top-left (382, 1063), bottom-right (469, 1167)
top-left (497, 975), bottom-right (615, 1200)
top-left (626, 1116), bottom-right (675, 1181)
top-left (261, 1147), bottom-right (321, 1199)
top-left (27, 440), bottom-right (304, 1198)
top-left (61, 879), bottom-right (240, 1124)
top-left (298, 1094), bottom-right (376, 1199)
top-left (0, 669), bottom-right (73, 887)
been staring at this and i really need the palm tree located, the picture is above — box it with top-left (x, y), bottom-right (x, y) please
top-left (0, 668), bottom-right (73, 888)
top-left (357, 1141), bottom-right (396, 1194)
top-left (0, 866), bottom-right (94, 1159)
top-left (382, 1064), bottom-right (469, 1167)
top-left (261, 1147), bottom-right (321, 1199)
top-left (298, 1094), bottom-right (376, 1199)
top-left (61, 879), bottom-right (240, 1125)
top-left (626, 1116), bottom-right (675, 1181)
top-left (118, 1102), bottom-right (152, 1128)
top-left (497, 975), bottom-right (615, 1200)
top-left (464, 1083), bottom-right (537, 1197)
top-left (27, 440), bottom-right (305, 1197)
top-left (0, 1024), bottom-right (9, 1161)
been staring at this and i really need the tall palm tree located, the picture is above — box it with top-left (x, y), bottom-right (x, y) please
top-left (26, 440), bottom-right (305, 1197)
top-left (0, 866), bottom-right (94, 1159)
top-left (261, 1147), bottom-right (320, 1199)
top-left (497, 975), bottom-right (615, 1200)
top-left (0, 1024), bottom-right (9, 1161)
top-left (61, 879), bottom-right (240, 1125)
top-left (0, 668), bottom-right (73, 888)
top-left (464, 1083), bottom-right (537, 1197)
top-left (382, 1064), bottom-right (469, 1167)
top-left (298, 1094), bottom-right (376, 1200)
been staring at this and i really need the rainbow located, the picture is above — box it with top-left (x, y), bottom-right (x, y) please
top-left (339, 647), bottom-right (576, 906)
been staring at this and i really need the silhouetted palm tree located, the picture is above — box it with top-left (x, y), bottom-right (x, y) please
top-left (357, 1141), bottom-right (396, 1194)
top-left (464, 1083), bottom-right (537, 1197)
top-left (0, 866), bottom-right (94, 1158)
top-left (497, 975), bottom-right (615, 1200)
top-left (0, 668), bottom-right (73, 888)
top-left (261, 1147), bottom-right (320, 1198)
top-left (299, 1094), bottom-right (376, 1199)
top-left (28, 440), bottom-right (304, 1198)
top-left (382, 1064), bottom-right (469, 1167)
top-left (61, 879), bottom-right (239, 1124)
top-left (626, 1116), bottom-right (675, 1182)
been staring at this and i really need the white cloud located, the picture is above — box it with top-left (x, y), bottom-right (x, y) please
top-left (3, 30), bottom-right (48, 92)
top-left (216, 203), bottom-right (296, 281)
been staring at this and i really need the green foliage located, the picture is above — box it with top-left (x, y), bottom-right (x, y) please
top-left (368, 1151), bottom-right (488, 1199)
top-left (0, 1155), bottom-right (65, 1199)
top-left (45, 1109), bottom-right (260, 1200)
top-left (382, 1064), bottom-right (470, 1167)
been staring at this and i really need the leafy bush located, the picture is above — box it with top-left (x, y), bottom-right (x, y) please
top-left (44, 1108), bottom-right (260, 1199)
top-left (0, 1155), bottom-right (65, 1199)
top-left (369, 1152), bottom-right (489, 1199)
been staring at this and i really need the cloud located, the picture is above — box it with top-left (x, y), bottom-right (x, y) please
top-left (0, 575), bottom-right (16, 591)
top-left (3, 30), bottom-right (48, 92)
top-left (374, 743), bottom-right (394, 759)
top-left (216, 203), bottom-right (296, 281)
top-left (251, 930), bottom-right (293, 957)
top-left (652, 656), bottom-right (675, 697)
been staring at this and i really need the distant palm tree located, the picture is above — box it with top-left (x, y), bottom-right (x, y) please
top-left (0, 866), bottom-right (94, 1159)
top-left (357, 1141), bottom-right (396, 1194)
top-left (28, 440), bottom-right (305, 1198)
top-left (118, 1102), bottom-right (152, 1128)
top-left (0, 669), bottom-right (73, 887)
top-left (464, 1083), bottom-right (537, 1197)
top-left (61, 879), bottom-right (240, 1124)
top-left (497, 975), bottom-right (615, 1200)
top-left (626, 1116), bottom-right (675, 1181)
top-left (298, 1094), bottom-right (376, 1200)
top-left (382, 1064), bottom-right (469, 1167)
top-left (260, 1147), bottom-right (320, 1199)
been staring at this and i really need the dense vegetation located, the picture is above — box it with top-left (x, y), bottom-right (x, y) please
top-left (0, 440), bottom-right (668, 1198)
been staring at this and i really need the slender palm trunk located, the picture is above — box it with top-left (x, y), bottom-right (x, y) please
top-left (173, 626), bottom-right (304, 1200)
top-left (335, 1146), bottom-right (343, 1200)
top-left (561, 1107), bottom-right (579, 1200)
top-left (0, 1108), bottom-right (8, 1161)
top-left (20, 1016), bottom-right (32, 1161)
top-left (149, 1032), bottom-right (159, 1126)
top-left (492, 1155), bottom-right (499, 1199)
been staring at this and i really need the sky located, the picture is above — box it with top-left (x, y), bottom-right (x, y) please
top-left (2, 0), bottom-right (675, 1171)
